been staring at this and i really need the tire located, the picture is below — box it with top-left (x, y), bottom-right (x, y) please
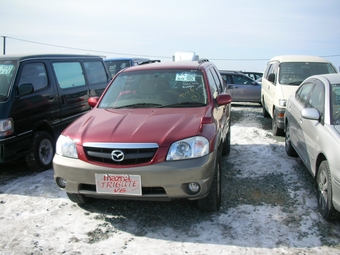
top-left (222, 128), bottom-right (231, 156)
top-left (262, 100), bottom-right (270, 118)
top-left (198, 154), bottom-right (222, 212)
top-left (272, 114), bottom-right (284, 136)
top-left (316, 161), bottom-right (340, 221)
top-left (67, 192), bottom-right (91, 204)
top-left (285, 121), bottom-right (297, 157)
top-left (25, 131), bottom-right (55, 172)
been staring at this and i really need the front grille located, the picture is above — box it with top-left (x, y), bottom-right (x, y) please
top-left (83, 143), bottom-right (158, 165)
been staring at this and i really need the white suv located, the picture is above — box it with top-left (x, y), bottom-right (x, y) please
top-left (261, 55), bottom-right (337, 136)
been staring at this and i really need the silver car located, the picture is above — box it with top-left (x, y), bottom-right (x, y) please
top-left (284, 73), bottom-right (340, 220)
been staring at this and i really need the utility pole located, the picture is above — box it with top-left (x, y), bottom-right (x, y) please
top-left (2, 36), bottom-right (6, 55)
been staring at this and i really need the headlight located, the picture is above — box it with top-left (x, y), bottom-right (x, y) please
top-left (0, 118), bottom-right (14, 137)
top-left (166, 136), bottom-right (209, 161)
top-left (278, 99), bottom-right (287, 107)
top-left (56, 135), bottom-right (78, 158)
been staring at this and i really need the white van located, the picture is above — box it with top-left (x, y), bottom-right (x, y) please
top-left (261, 55), bottom-right (337, 136)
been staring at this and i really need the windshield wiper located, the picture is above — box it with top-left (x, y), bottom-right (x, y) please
top-left (160, 102), bottom-right (206, 108)
top-left (114, 103), bottom-right (162, 109)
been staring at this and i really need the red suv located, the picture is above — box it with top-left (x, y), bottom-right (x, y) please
top-left (53, 59), bottom-right (232, 212)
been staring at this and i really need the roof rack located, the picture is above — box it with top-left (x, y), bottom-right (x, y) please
top-left (139, 60), bottom-right (161, 65)
top-left (198, 58), bottom-right (209, 64)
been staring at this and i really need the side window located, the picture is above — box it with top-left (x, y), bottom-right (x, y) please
top-left (83, 61), bottom-right (107, 85)
top-left (212, 67), bottom-right (224, 92)
top-left (264, 63), bottom-right (273, 79)
top-left (19, 63), bottom-right (48, 91)
top-left (295, 82), bottom-right (314, 105)
top-left (206, 69), bottom-right (218, 99)
top-left (232, 75), bottom-right (253, 85)
top-left (52, 62), bottom-right (85, 89)
top-left (307, 81), bottom-right (324, 116)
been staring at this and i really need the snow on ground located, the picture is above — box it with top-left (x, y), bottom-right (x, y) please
top-left (1, 104), bottom-right (340, 255)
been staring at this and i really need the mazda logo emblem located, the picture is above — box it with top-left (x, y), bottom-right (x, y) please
top-left (111, 150), bottom-right (125, 162)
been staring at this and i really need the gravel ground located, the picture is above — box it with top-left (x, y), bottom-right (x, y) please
top-left (1, 103), bottom-right (340, 254)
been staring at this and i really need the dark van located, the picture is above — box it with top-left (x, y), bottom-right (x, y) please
top-left (0, 54), bottom-right (110, 171)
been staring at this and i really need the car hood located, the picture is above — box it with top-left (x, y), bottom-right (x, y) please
top-left (334, 125), bottom-right (340, 135)
top-left (63, 107), bottom-right (210, 146)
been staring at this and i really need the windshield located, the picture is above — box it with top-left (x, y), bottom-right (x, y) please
top-left (99, 69), bottom-right (207, 109)
top-left (331, 84), bottom-right (340, 125)
top-left (0, 60), bottom-right (17, 99)
top-left (279, 62), bottom-right (337, 86)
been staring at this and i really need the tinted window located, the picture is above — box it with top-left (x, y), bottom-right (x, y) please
top-left (53, 62), bottom-right (86, 89)
top-left (84, 61), bottom-right (107, 85)
top-left (19, 63), bottom-right (48, 91)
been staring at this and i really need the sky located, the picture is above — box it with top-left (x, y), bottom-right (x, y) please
top-left (0, 0), bottom-right (339, 72)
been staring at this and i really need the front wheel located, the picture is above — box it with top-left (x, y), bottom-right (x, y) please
top-left (198, 154), bottom-right (222, 212)
top-left (316, 161), bottom-right (340, 221)
top-left (25, 131), bottom-right (55, 172)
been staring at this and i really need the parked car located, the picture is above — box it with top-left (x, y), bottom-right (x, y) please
top-left (241, 71), bottom-right (263, 81)
top-left (284, 73), bottom-right (340, 220)
top-left (219, 70), bottom-right (261, 104)
top-left (53, 59), bottom-right (232, 212)
top-left (0, 54), bottom-right (110, 171)
top-left (256, 77), bottom-right (262, 85)
top-left (262, 55), bottom-right (337, 136)
top-left (104, 57), bottom-right (151, 78)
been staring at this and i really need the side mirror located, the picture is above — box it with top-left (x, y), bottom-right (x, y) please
top-left (88, 97), bottom-right (99, 107)
top-left (18, 83), bottom-right (34, 96)
top-left (301, 108), bottom-right (320, 121)
top-left (216, 94), bottom-right (232, 106)
top-left (268, 73), bottom-right (275, 83)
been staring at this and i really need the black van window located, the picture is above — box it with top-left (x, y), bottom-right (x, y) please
top-left (19, 63), bottom-right (48, 91)
top-left (52, 62), bottom-right (85, 89)
top-left (83, 61), bottom-right (107, 85)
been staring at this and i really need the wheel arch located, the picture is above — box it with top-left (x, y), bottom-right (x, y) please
top-left (315, 153), bottom-right (327, 178)
top-left (32, 120), bottom-right (56, 142)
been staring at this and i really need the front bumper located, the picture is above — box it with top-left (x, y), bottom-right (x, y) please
top-left (53, 150), bottom-right (218, 201)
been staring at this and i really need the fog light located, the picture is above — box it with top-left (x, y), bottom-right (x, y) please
top-left (56, 177), bottom-right (67, 188)
top-left (187, 182), bottom-right (200, 194)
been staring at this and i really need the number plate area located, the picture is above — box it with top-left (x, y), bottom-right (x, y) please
top-left (95, 174), bottom-right (142, 196)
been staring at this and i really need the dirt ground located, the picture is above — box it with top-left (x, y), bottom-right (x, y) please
top-left (1, 103), bottom-right (340, 255)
